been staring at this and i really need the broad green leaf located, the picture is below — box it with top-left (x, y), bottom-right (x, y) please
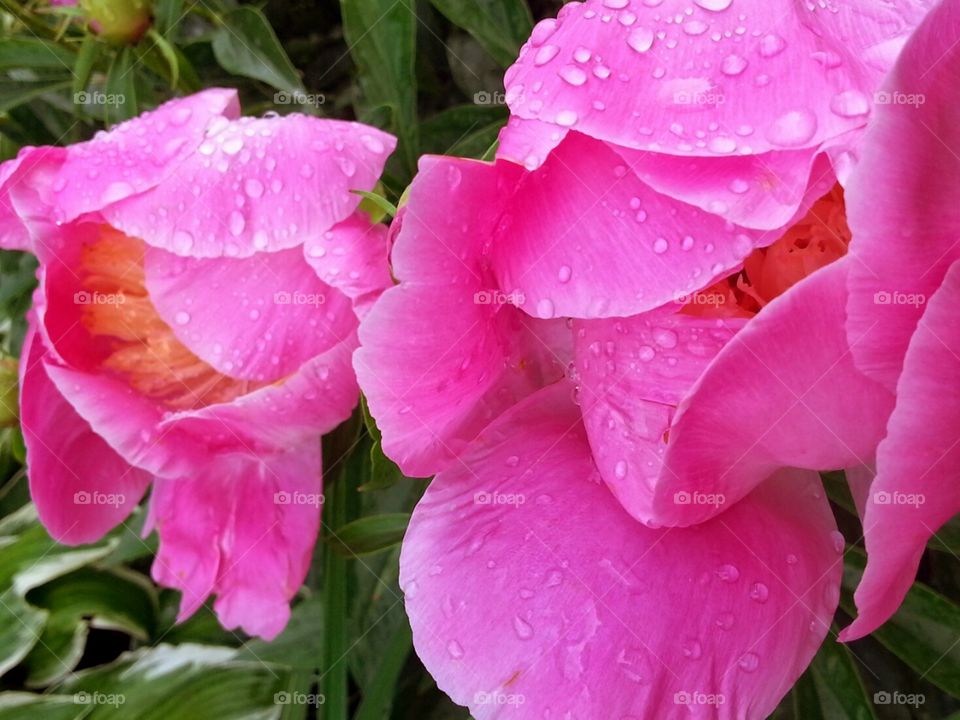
top-left (235, 597), bottom-right (322, 672)
top-left (328, 514), bottom-right (409, 556)
top-left (359, 397), bottom-right (401, 492)
top-left (0, 40), bottom-right (73, 72)
top-left (340, 0), bottom-right (418, 172)
top-left (0, 693), bottom-right (87, 720)
top-left (802, 627), bottom-right (876, 719)
top-left (842, 551), bottom-right (960, 697)
top-left (427, 0), bottom-right (532, 67)
top-left (57, 643), bottom-right (289, 719)
top-left (211, 7), bottom-right (304, 93)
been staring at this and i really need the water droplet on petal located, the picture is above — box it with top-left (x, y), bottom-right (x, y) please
top-left (513, 616), bottom-right (535, 639)
top-left (627, 27), bottom-right (655, 53)
top-left (555, 110), bottom-right (578, 127)
top-left (721, 54), bottom-right (748, 76)
top-left (749, 582), bottom-right (770, 603)
top-left (738, 652), bottom-right (759, 672)
top-left (829, 90), bottom-right (870, 118)
top-left (717, 564), bottom-right (740, 582)
top-left (174, 311), bottom-right (191, 325)
top-left (447, 640), bottom-right (465, 659)
top-left (766, 109), bottom-right (818, 147)
top-left (694, 0), bottom-right (732, 11)
top-left (759, 34), bottom-right (786, 57)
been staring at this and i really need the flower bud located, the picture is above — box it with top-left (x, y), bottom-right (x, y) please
top-left (80, 0), bottom-right (152, 45)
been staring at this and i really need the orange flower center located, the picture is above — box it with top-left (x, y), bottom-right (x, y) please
top-left (79, 226), bottom-right (267, 410)
top-left (684, 184), bottom-right (850, 317)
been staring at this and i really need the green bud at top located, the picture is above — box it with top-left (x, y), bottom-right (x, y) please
top-left (80, 0), bottom-right (152, 45)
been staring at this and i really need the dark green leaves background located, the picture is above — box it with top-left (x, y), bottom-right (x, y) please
top-left (0, 1), bottom-right (957, 718)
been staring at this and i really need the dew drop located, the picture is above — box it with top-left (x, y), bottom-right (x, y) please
top-left (626, 27), bottom-right (655, 54)
top-left (749, 582), bottom-right (770, 603)
top-left (513, 616), bottom-right (535, 639)
top-left (738, 652), bottom-right (759, 672)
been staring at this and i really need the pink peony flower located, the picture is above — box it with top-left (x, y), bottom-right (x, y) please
top-left (0, 89), bottom-right (395, 638)
top-left (356, 1), bottom-right (941, 716)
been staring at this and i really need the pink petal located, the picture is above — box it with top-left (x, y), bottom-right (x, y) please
top-left (504, 0), bottom-right (927, 157)
top-left (150, 444), bottom-right (322, 639)
top-left (656, 258), bottom-right (894, 526)
top-left (53, 89), bottom-right (241, 223)
top-left (495, 116), bottom-right (568, 170)
top-left (0, 146), bottom-right (66, 251)
top-left (490, 132), bottom-right (760, 319)
top-left (160, 334), bottom-right (360, 449)
top-left (841, 260), bottom-right (960, 641)
top-left (303, 211), bottom-right (393, 300)
top-left (844, 0), bottom-right (960, 390)
top-left (102, 117), bottom-right (395, 259)
top-left (19, 327), bottom-right (151, 544)
top-left (356, 156), bottom-right (565, 476)
top-left (574, 310), bottom-right (745, 523)
top-left (401, 382), bottom-right (842, 719)
top-left (144, 245), bottom-right (356, 382)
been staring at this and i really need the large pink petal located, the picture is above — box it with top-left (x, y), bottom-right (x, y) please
top-left (160, 334), bottom-right (360, 450)
top-left (303, 211), bottom-right (393, 301)
top-left (841, 260), bottom-right (960, 641)
top-left (356, 155), bottom-right (565, 476)
top-left (144, 245), bottom-right (356, 382)
top-left (19, 327), bottom-right (151, 544)
top-left (845, 0), bottom-right (960, 390)
top-left (150, 444), bottom-right (321, 639)
top-left (574, 310), bottom-right (745, 524)
top-left (102, 117), bottom-right (395, 259)
top-left (491, 132), bottom-right (760, 319)
top-left (52, 89), bottom-right (241, 223)
top-left (655, 258), bottom-right (894, 526)
top-left (504, 0), bottom-right (929, 157)
top-left (401, 382), bottom-right (842, 719)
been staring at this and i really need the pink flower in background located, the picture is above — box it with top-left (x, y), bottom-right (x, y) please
top-left (648, 0), bottom-right (960, 642)
top-left (0, 88), bottom-right (395, 638)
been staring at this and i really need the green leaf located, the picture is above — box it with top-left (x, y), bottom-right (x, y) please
top-left (427, 0), bottom-right (532, 67)
top-left (340, 0), bottom-right (418, 172)
top-left (57, 643), bottom-right (289, 719)
top-left (71, 36), bottom-right (100, 97)
top-left (103, 47), bottom-right (138, 123)
top-left (359, 396), bottom-right (402, 492)
top-left (154, 0), bottom-right (185, 36)
top-left (0, 78), bottom-right (73, 114)
top-left (328, 514), bottom-right (409, 557)
top-left (211, 7), bottom-right (304, 94)
top-left (235, 597), bottom-right (322, 672)
top-left (0, 693), bottom-right (87, 720)
top-left (353, 620), bottom-right (412, 720)
top-left (419, 104), bottom-right (506, 159)
top-left (798, 627), bottom-right (877, 719)
top-left (0, 40), bottom-right (74, 72)
top-left (352, 190), bottom-right (397, 222)
top-left (842, 550), bottom-right (960, 697)
top-left (322, 472), bottom-right (349, 720)
top-left (144, 28), bottom-right (180, 89)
